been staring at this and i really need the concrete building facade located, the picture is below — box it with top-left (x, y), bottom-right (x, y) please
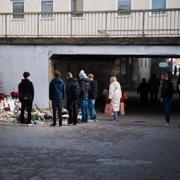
top-left (0, 0), bottom-right (180, 107)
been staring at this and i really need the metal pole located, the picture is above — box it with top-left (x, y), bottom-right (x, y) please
top-left (142, 11), bottom-right (145, 37)
top-left (37, 14), bottom-right (39, 37)
top-left (105, 12), bottom-right (108, 36)
top-left (70, 13), bottom-right (72, 37)
top-left (5, 14), bottom-right (7, 37)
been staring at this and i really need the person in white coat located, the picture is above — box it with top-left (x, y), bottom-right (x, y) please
top-left (108, 76), bottom-right (122, 120)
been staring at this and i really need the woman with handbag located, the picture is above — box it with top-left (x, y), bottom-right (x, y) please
top-left (108, 76), bottom-right (122, 121)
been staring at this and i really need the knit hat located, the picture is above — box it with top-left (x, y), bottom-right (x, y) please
top-left (79, 70), bottom-right (88, 79)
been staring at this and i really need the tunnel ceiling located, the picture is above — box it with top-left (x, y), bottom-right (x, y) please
top-left (50, 54), bottom-right (180, 60)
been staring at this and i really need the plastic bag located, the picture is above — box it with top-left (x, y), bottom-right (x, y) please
top-left (104, 103), bottom-right (113, 117)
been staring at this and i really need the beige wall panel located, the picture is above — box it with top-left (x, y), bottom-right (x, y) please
top-left (54, 0), bottom-right (69, 12)
top-left (85, 0), bottom-right (116, 11)
top-left (133, 0), bottom-right (149, 10)
top-left (0, 0), bottom-right (11, 12)
top-left (169, 0), bottom-right (180, 8)
top-left (25, 0), bottom-right (38, 12)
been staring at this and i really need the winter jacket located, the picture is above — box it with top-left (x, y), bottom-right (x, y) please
top-left (149, 77), bottom-right (160, 92)
top-left (137, 82), bottom-right (149, 96)
top-left (89, 79), bottom-right (98, 99)
top-left (18, 79), bottom-right (34, 102)
top-left (49, 77), bottom-right (65, 101)
top-left (79, 78), bottom-right (90, 99)
top-left (66, 77), bottom-right (80, 101)
top-left (109, 81), bottom-right (122, 111)
top-left (161, 80), bottom-right (173, 99)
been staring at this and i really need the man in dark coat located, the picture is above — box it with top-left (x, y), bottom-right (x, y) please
top-left (79, 70), bottom-right (90, 123)
top-left (177, 69), bottom-right (180, 101)
top-left (66, 72), bottom-right (80, 125)
top-left (88, 74), bottom-right (98, 121)
top-left (161, 73), bottom-right (174, 125)
top-left (18, 72), bottom-right (34, 124)
top-left (148, 73), bottom-right (160, 105)
top-left (137, 78), bottom-right (149, 106)
top-left (49, 70), bottom-right (65, 126)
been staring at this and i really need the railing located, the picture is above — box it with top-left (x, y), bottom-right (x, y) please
top-left (0, 8), bottom-right (180, 38)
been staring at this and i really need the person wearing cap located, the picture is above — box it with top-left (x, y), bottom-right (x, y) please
top-left (49, 70), bottom-right (65, 126)
top-left (79, 70), bottom-right (91, 123)
top-left (18, 72), bottom-right (34, 124)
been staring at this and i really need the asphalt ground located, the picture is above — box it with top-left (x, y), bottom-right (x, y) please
top-left (0, 89), bottom-right (180, 180)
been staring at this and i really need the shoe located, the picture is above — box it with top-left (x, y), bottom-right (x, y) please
top-left (165, 123), bottom-right (170, 126)
top-left (28, 122), bottom-right (34, 127)
top-left (29, 120), bottom-right (35, 124)
top-left (88, 119), bottom-right (94, 123)
top-left (68, 124), bottom-right (73, 126)
top-left (50, 123), bottom-right (56, 126)
top-left (59, 121), bottom-right (62, 126)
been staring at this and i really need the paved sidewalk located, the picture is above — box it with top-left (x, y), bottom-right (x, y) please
top-left (0, 109), bottom-right (180, 180)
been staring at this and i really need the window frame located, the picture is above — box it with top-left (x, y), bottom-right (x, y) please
top-left (150, 0), bottom-right (168, 15)
top-left (41, 0), bottom-right (54, 19)
top-left (71, 0), bottom-right (84, 18)
top-left (11, 0), bottom-right (24, 19)
top-left (117, 0), bottom-right (132, 16)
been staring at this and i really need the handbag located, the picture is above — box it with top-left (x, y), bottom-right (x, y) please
top-left (104, 103), bottom-right (113, 117)
top-left (120, 102), bottom-right (125, 115)
top-left (122, 92), bottom-right (128, 101)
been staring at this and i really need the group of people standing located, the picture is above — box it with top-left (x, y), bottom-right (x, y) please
top-left (137, 73), bottom-right (161, 106)
top-left (18, 70), bottom-right (98, 126)
top-left (17, 70), bottom-right (176, 127)
top-left (18, 70), bottom-right (123, 125)
top-left (47, 70), bottom-right (98, 126)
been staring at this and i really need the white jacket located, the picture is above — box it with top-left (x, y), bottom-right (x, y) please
top-left (109, 81), bottom-right (122, 111)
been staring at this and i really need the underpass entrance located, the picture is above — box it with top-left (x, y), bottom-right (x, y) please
top-left (49, 54), bottom-right (179, 113)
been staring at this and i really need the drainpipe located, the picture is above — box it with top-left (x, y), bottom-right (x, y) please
top-left (142, 11), bottom-right (145, 37)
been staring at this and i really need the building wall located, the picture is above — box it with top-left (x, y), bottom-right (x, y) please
top-left (0, 45), bottom-right (49, 108)
top-left (0, 44), bottom-right (180, 107)
top-left (0, 1), bottom-right (179, 37)
top-left (0, 0), bottom-right (180, 13)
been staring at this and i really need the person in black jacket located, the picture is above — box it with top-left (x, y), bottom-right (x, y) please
top-left (160, 73), bottom-right (174, 126)
top-left (66, 72), bottom-right (80, 125)
top-left (88, 74), bottom-right (98, 121)
top-left (137, 78), bottom-right (149, 106)
top-left (18, 72), bottom-right (34, 124)
top-left (79, 70), bottom-right (90, 123)
top-left (49, 70), bottom-right (65, 126)
top-left (177, 72), bottom-right (180, 102)
top-left (148, 73), bottom-right (160, 105)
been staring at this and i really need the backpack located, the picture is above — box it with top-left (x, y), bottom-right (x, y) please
top-left (71, 80), bottom-right (80, 100)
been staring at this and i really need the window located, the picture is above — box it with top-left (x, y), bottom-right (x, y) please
top-left (152, 0), bottom-right (166, 9)
top-left (71, 0), bottom-right (83, 17)
top-left (151, 0), bottom-right (166, 14)
top-left (118, 0), bottom-right (131, 15)
top-left (41, 0), bottom-right (53, 18)
top-left (12, 1), bottom-right (24, 19)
